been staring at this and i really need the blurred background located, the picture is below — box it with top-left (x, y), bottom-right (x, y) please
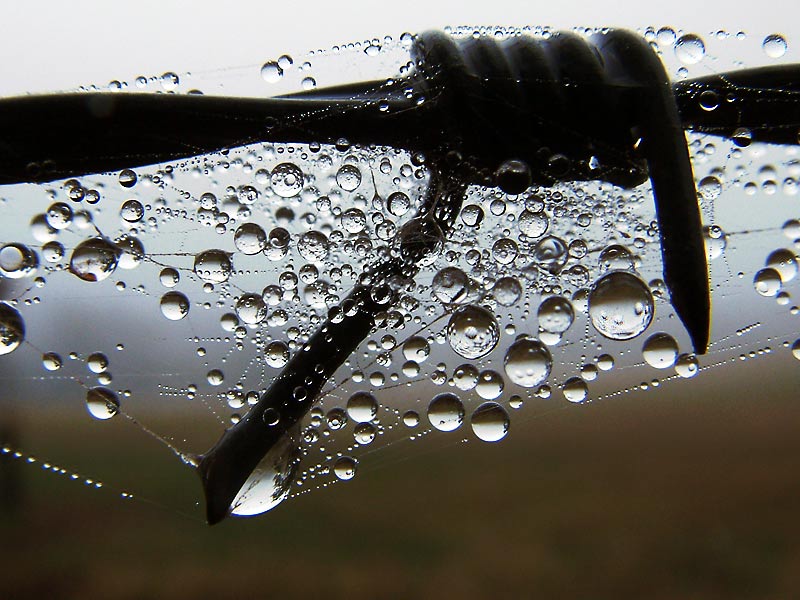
top-left (1, 1), bottom-right (799, 599)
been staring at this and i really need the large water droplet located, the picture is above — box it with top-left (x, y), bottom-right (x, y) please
top-left (333, 456), bottom-right (357, 480)
top-left (562, 377), bottom-right (588, 403)
top-left (86, 387), bottom-right (119, 420)
top-left (0, 303), bottom-right (25, 355)
top-left (446, 305), bottom-right (500, 359)
top-left (271, 163), bottom-right (304, 198)
top-left (642, 333), bottom-right (679, 369)
top-left (230, 432), bottom-right (300, 516)
top-left (234, 223), bottom-right (267, 255)
top-left (265, 341), bottom-right (290, 368)
top-left (260, 61), bottom-right (284, 83)
top-left (538, 296), bottom-right (575, 334)
top-left (503, 337), bottom-right (552, 388)
top-left (470, 402), bottom-right (510, 442)
top-left (297, 231), bottom-right (329, 262)
top-left (753, 268), bottom-right (782, 297)
top-left (336, 164), bottom-right (362, 191)
top-left (160, 291), bottom-right (190, 321)
top-left (432, 267), bottom-right (470, 304)
top-left (427, 393), bottom-right (465, 432)
top-left (194, 249), bottom-right (233, 284)
top-left (69, 238), bottom-right (120, 282)
top-left (762, 34), bottom-right (788, 58)
top-left (766, 249), bottom-right (797, 283)
top-left (588, 271), bottom-right (654, 341)
top-left (235, 293), bottom-right (267, 324)
top-left (346, 391), bottom-right (378, 423)
top-left (0, 243), bottom-right (38, 279)
top-left (675, 33), bottom-right (705, 64)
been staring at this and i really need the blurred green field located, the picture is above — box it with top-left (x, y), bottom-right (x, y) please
top-left (2, 365), bottom-right (800, 600)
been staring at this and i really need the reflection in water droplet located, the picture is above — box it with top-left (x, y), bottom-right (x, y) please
top-left (675, 353), bottom-right (699, 378)
top-left (194, 249), bottom-right (233, 283)
top-left (160, 291), bottom-right (190, 321)
top-left (402, 336), bottom-right (430, 362)
top-left (446, 305), bottom-right (499, 359)
top-left (334, 456), bottom-right (357, 480)
top-left (231, 431), bottom-right (300, 516)
top-left (207, 369), bottom-right (224, 386)
top-left (427, 393), bottom-right (465, 432)
top-left (504, 337), bottom-right (552, 388)
top-left (0, 243), bottom-right (38, 279)
top-left (518, 209), bottom-right (549, 237)
top-left (87, 352), bottom-right (108, 374)
top-left (297, 231), bottom-right (329, 262)
top-left (642, 333), bottom-right (679, 369)
top-left (86, 387), bottom-right (119, 420)
top-left (588, 271), bottom-right (654, 341)
top-left (703, 226), bottom-right (727, 261)
top-left (120, 199), bottom-right (144, 223)
top-left (471, 402), bottom-right (510, 442)
top-left (402, 410), bottom-right (420, 427)
top-left (159, 267), bottom-right (180, 288)
top-left (766, 249), bottom-right (797, 282)
top-left (347, 391), bottom-right (378, 423)
top-left (69, 238), bottom-right (120, 282)
top-left (493, 276), bottom-right (522, 306)
top-left (476, 370), bottom-right (504, 400)
top-left (0, 303), bottom-right (25, 356)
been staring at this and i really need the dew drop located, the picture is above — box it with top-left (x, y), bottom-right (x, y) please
top-left (334, 456), bottom-right (357, 480)
top-left (265, 341), bottom-right (290, 368)
top-left (427, 393), bottom-right (465, 432)
top-left (69, 238), bottom-right (120, 282)
top-left (42, 351), bottom-right (62, 371)
top-left (562, 377), bottom-right (588, 403)
top-left (160, 291), bottom-right (190, 321)
top-left (753, 268), bottom-right (782, 297)
top-left (470, 402), bottom-right (510, 442)
top-left (159, 267), bottom-right (180, 288)
top-left (271, 163), bottom-right (304, 198)
top-left (762, 34), bottom-right (788, 58)
top-left (588, 271), bottom-right (654, 341)
top-left (0, 303), bottom-right (25, 356)
top-left (260, 61), bottom-right (284, 83)
top-left (0, 243), bottom-right (38, 279)
top-left (234, 223), bottom-right (267, 255)
top-left (503, 337), bottom-right (552, 388)
top-left (193, 249), bottom-right (232, 284)
top-left (446, 305), bottom-right (500, 359)
top-left (346, 391), bottom-right (378, 423)
top-left (336, 164), bottom-right (362, 192)
top-left (235, 293), bottom-right (267, 324)
top-left (642, 333), bottom-right (679, 369)
top-left (538, 296), bottom-right (575, 334)
top-left (86, 387), bottom-right (119, 420)
top-left (120, 199), bottom-right (144, 223)
top-left (674, 34), bottom-right (705, 64)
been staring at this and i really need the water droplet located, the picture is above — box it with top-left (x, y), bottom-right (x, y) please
top-left (532, 235), bottom-right (568, 274)
top-left (762, 34), bottom-right (787, 58)
top-left (118, 169), bottom-right (138, 188)
top-left (260, 61), bottom-right (283, 83)
top-left (207, 369), bottom-right (225, 386)
top-left (0, 243), bottom-right (38, 279)
top-left (336, 164), bottom-right (362, 191)
top-left (492, 237), bottom-right (519, 265)
top-left (235, 293), bottom-right (267, 324)
top-left (432, 267), bottom-right (470, 304)
top-left (271, 163), bottom-right (303, 198)
top-left (753, 268), bottom-right (782, 297)
top-left (446, 305), bottom-right (500, 359)
top-left (193, 249), bottom-right (232, 283)
top-left (504, 337), bottom-right (552, 388)
top-left (792, 339), bottom-right (800, 361)
top-left (703, 226), bottom-right (727, 261)
top-left (642, 333), bottom-right (679, 369)
top-left (0, 303), bottom-right (25, 355)
top-left (297, 231), bottom-right (329, 262)
top-left (354, 422), bottom-right (376, 445)
top-left (86, 352), bottom-right (108, 374)
top-left (427, 393), bottom-right (465, 432)
top-left (538, 296), bottom-right (575, 333)
top-left (346, 391), bottom-right (378, 423)
top-left (115, 235), bottom-right (145, 270)
top-left (120, 199), bottom-right (144, 223)
top-left (301, 76), bottom-right (317, 90)
top-left (588, 271), bottom-right (654, 341)
top-left (675, 34), bottom-right (705, 64)
top-left (471, 402), bottom-right (510, 442)
top-left (698, 175), bottom-right (722, 200)
top-left (493, 276), bottom-right (522, 306)
top-left (518, 209), bottom-right (549, 237)
top-left (230, 433), bottom-right (299, 515)
top-left (766, 249), bottom-right (797, 282)
top-left (42, 352), bottom-right (62, 371)
top-left (387, 191), bottom-right (411, 216)
top-left (160, 291), bottom-right (190, 321)
top-left (234, 223), bottom-right (267, 255)
top-left (562, 377), bottom-right (588, 403)
top-left (402, 410), bottom-right (420, 427)
top-left (475, 370), bottom-right (504, 400)
top-left (46, 202), bottom-right (73, 230)
top-left (599, 244), bottom-right (635, 272)
top-left (86, 387), bottom-right (119, 420)
top-left (265, 341), bottom-right (290, 368)
top-left (402, 336), bottom-right (430, 362)
top-left (341, 208), bottom-right (367, 233)
top-left (334, 456), bottom-right (357, 480)
top-left (675, 353), bottom-right (699, 378)
top-left (69, 238), bottom-right (120, 282)
top-left (159, 267), bottom-right (180, 288)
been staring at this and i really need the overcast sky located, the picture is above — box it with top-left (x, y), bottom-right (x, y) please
top-left (0, 0), bottom-right (796, 96)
